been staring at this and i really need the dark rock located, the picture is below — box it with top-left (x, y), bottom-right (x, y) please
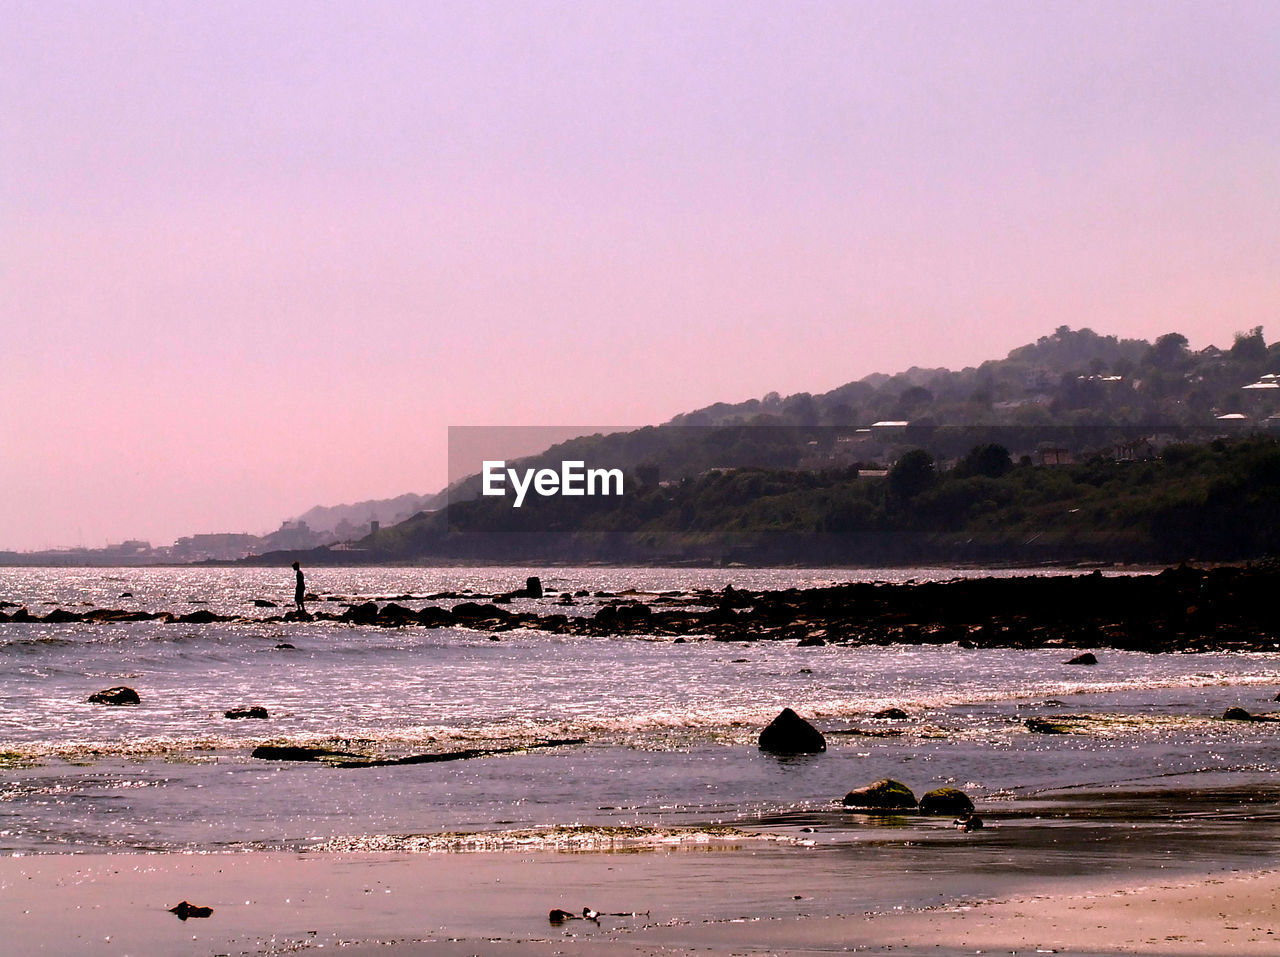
top-left (120, 592), bottom-right (133, 598)
top-left (1025, 717), bottom-right (1073, 733)
top-left (84, 609), bottom-right (155, 622)
top-left (1066, 652), bottom-right (1098, 665)
top-left (827, 727), bottom-right (904, 738)
top-left (275, 642), bottom-right (295, 650)
top-left (43, 609), bottom-right (81, 623)
top-left (616, 602), bottom-right (652, 623)
top-left (169, 901), bottom-right (213, 920)
top-left (872, 707), bottom-right (909, 720)
top-left (416, 607), bottom-right (453, 627)
top-left (342, 601), bottom-right (380, 625)
top-left (758, 708), bottom-right (826, 754)
top-left (843, 778), bottom-right (917, 811)
top-left (377, 602), bottom-right (417, 624)
top-left (918, 787), bottom-right (974, 815)
top-left (333, 738), bottom-right (586, 768)
top-left (88, 686), bottom-right (140, 706)
top-left (251, 745), bottom-right (358, 762)
top-left (524, 576), bottom-right (543, 598)
top-left (253, 599), bottom-right (277, 608)
top-left (177, 610), bottom-right (221, 624)
top-left (1223, 707), bottom-right (1256, 721)
top-left (225, 706), bottom-right (269, 720)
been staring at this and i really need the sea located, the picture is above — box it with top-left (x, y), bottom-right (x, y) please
top-left (4, 564), bottom-right (1280, 907)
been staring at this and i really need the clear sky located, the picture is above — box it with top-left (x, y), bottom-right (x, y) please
top-left (3, 0), bottom-right (1277, 550)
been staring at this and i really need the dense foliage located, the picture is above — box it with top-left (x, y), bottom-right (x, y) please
top-left (362, 436), bottom-right (1280, 565)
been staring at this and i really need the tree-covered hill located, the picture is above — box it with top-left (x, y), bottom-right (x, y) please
top-left (668, 325), bottom-right (1279, 430)
top-left (277, 434), bottom-right (1280, 566)
top-left (285, 325), bottom-right (1280, 537)
top-left (244, 325), bottom-right (1280, 566)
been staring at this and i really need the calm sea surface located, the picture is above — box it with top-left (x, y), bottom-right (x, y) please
top-left (3, 565), bottom-right (1279, 876)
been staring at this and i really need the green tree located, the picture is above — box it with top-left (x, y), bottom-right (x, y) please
top-left (1230, 326), bottom-right (1267, 364)
top-left (957, 443), bottom-right (1014, 478)
top-left (1147, 332), bottom-right (1189, 370)
top-left (888, 449), bottom-right (936, 501)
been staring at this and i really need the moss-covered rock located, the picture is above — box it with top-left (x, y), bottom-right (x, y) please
top-left (918, 786), bottom-right (974, 815)
top-left (842, 778), bottom-right (917, 811)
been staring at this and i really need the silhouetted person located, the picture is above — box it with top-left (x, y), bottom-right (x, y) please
top-left (292, 562), bottom-right (306, 614)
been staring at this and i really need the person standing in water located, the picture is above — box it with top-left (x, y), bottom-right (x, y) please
top-left (292, 561), bottom-right (306, 614)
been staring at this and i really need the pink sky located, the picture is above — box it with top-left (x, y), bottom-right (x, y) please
top-left (3, 1), bottom-right (1278, 550)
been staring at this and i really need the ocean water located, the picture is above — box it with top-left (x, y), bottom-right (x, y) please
top-left (3, 565), bottom-right (1280, 882)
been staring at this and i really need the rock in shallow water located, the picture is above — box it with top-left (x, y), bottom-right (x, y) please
top-left (872, 707), bottom-right (910, 720)
top-left (758, 707), bottom-right (826, 754)
top-left (919, 786), bottom-right (974, 815)
top-left (88, 686), bottom-right (140, 706)
top-left (1024, 716), bottom-right (1075, 734)
top-left (224, 705), bottom-right (269, 719)
top-left (1220, 707), bottom-right (1278, 722)
top-left (843, 778), bottom-right (917, 811)
top-left (251, 745), bottom-right (359, 762)
top-left (169, 901), bottom-right (213, 920)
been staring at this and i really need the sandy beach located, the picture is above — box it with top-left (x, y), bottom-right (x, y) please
top-left (5, 848), bottom-right (1279, 956)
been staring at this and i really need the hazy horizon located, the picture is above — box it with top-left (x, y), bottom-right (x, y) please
top-left (4, 1), bottom-right (1278, 551)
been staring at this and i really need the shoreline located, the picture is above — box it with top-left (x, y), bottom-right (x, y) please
top-left (5, 561), bottom-right (1279, 653)
top-left (5, 848), bottom-right (1279, 956)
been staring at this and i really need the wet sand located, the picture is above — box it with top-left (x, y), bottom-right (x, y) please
top-left (5, 847), bottom-right (1279, 956)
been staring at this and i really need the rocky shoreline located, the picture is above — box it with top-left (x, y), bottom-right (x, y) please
top-left (3, 563), bottom-right (1278, 654)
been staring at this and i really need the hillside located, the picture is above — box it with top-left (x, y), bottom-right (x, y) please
top-left (290, 491), bottom-right (447, 536)
top-left (432, 326), bottom-right (1280, 504)
top-left (666, 326), bottom-right (1278, 431)
top-left (249, 432), bottom-right (1280, 567)
top-left (253, 325), bottom-right (1280, 566)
